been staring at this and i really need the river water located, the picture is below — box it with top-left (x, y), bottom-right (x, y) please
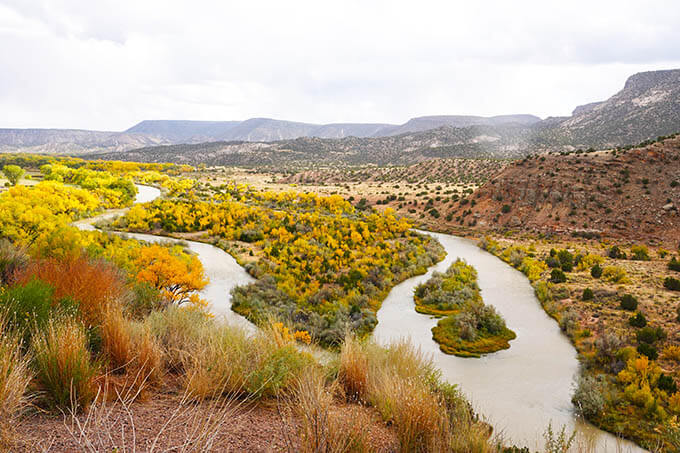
top-left (77, 185), bottom-right (644, 451)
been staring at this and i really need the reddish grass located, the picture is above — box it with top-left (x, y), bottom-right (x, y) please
top-left (16, 256), bottom-right (126, 325)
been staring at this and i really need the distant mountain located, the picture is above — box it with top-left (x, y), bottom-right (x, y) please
top-left (123, 115), bottom-right (539, 143)
top-left (377, 114), bottom-right (541, 136)
top-left (553, 69), bottom-right (680, 147)
top-left (1, 68), bottom-right (679, 159)
top-left (125, 120), bottom-right (241, 142)
top-left (91, 123), bottom-right (541, 167)
top-left (0, 128), bottom-right (165, 155)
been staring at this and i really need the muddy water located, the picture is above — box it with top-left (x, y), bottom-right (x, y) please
top-left (373, 232), bottom-right (645, 452)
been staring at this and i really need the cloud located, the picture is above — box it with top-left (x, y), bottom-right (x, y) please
top-left (1, 0), bottom-right (679, 130)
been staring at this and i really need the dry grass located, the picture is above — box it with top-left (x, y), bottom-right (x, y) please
top-left (338, 337), bottom-right (495, 453)
top-left (60, 385), bottom-right (247, 452)
top-left (101, 310), bottom-right (162, 386)
top-left (16, 256), bottom-right (126, 325)
top-left (283, 367), bottom-right (375, 453)
top-left (0, 313), bottom-right (32, 450)
top-left (31, 317), bottom-right (99, 411)
top-left (338, 336), bottom-right (369, 401)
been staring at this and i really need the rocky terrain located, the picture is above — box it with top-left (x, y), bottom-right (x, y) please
top-left (447, 135), bottom-right (680, 245)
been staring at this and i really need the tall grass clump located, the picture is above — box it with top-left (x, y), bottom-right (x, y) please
top-left (338, 337), bottom-right (493, 452)
top-left (288, 367), bottom-right (373, 453)
top-left (31, 317), bottom-right (99, 411)
top-left (0, 312), bottom-right (32, 449)
top-left (182, 318), bottom-right (313, 400)
top-left (100, 309), bottom-right (162, 386)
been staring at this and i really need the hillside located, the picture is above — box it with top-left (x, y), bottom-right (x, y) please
top-left (447, 135), bottom-right (680, 244)
top-left (91, 123), bottom-right (538, 166)
top-left (551, 69), bottom-right (680, 147)
top-left (0, 129), bottom-right (166, 155)
top-left (124, 114), bottom-right (538, 142)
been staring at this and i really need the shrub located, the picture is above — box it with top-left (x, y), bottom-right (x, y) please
top-left (602, 266), bottom-right (629, 284)
top-left (590, 264), bottom-right (603, 278)
top-left (501, 204), bottom-right (511, 213)
top-left (545, 256), bottom-right (560, 268)
top-left (620, 294), bottom-right (638, 311)
top-left (16, 257), bottom-right (126, 326)
top-left (550, 269), bottom-right (567, 283)
top-left (664, 277), bottom-right (680, 291)
top-left (658, 374), bottom-right (677, 394)
top-left (663, 345), bottom-right (680, 362)
top-left (582, 288), bottom-right (594, 301)
top-left (629, 312), bottom-right (647, 328)
top-left (556, 250), bottom-right (574, 272)
top-left (630, 245), bottom-right (651, 261)
top-left (126, 281), bottom-right (162, 319)
top-left (572, 374), bottom-right (606, 418)
top-left (0, 313), bottom-right (32, 449)
top-left (608, 245), bottom-right (626, 259)
top-left (637, 326), bottom-right (666, 344)
top-left (637, 342), bottom-right (658, 360)
top-left (31, 317), bottom-right (99, 411)
top-left (669, 257), bottom-right (680, 272)
top-left (576, 253), bottom-right (605, 271)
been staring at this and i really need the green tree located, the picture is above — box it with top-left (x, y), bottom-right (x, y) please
top-left (2, 165), bottom-right (25, 186)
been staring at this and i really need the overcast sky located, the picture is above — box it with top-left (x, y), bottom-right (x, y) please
top-left (1, 0), bottom-right (679, 131)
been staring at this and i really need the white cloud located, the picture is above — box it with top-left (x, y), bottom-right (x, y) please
top-left (1, 0), bottom-right (679, 130)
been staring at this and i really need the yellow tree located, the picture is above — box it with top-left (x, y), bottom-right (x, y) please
top-left (134, 245), bottom-right (209, 309)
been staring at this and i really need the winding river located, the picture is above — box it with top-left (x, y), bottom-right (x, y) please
top-left (78, 185), bottom-right (644, 452)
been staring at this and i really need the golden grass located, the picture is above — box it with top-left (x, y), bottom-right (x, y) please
top-left (31, 317), bottom-right (99, 411)
top-left (338, 336), bottom-right (369, 401)
top-left (338, 337), bottom-right (495, 453)
top-left (0, 313), bottom-right (32, 449)
top-left (287, 367), bottom-right (374, 453)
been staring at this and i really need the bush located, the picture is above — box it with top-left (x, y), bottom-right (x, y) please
top-left (556, 250), bottom-right (574, 272)
top-left (620, 294), bottom-right (638, 311)
top-left (608, 245), bottom-right (626, 259)
top-left (582, 288), bottom-right (594, 301)
top-left (602, 266), bottom-right (629, 284)
top-left (590, 264), bottom-right (603, 279)
top-left (669, 257), bottom-right (680, 272)
top-left (637, 342), bottom-right (658, 360)
top-left (572, 374), bottom-right (606, 418)
top-left (31, 317), bottom-right (99, 411)
top-left (0, 279), bottom-right (78, 344)
top-left (629, 312), bottom-right (647, 328)
top-left (545, 256), bottom-right (560, 268)
top-left (550, 269), bottom-right (567, 283)
top-left (664, 277), bottom-right (680, 291)
top-left (501, 204), bottom-right (511, 213)
top-left (637, 326), bottom-right (666, 344)
top-left (630, 245), bottom-right (651, 261)
top-left (658, 374), bottom-right (677, 394)
top-left (16, 257), bottom-right (126, 326)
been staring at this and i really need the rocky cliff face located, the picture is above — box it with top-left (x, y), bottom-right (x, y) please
top-left (450, 135), bottom-right (680, 244)
top-left (555, 69), bottom-right (680, 147)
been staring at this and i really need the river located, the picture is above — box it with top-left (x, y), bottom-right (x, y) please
top-left (78, 184), bottom-right (644, 451)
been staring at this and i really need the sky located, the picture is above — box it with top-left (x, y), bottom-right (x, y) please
top-left (1, 0), bottom-right (680, 131)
